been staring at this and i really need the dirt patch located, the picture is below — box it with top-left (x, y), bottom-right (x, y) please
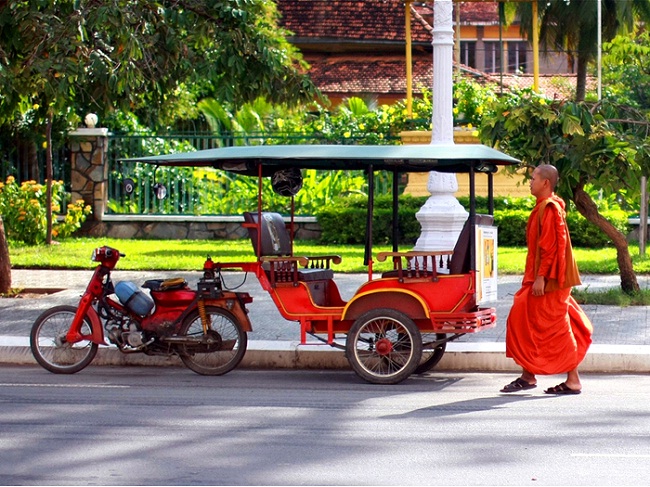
top-left (0, 288), bottom-right (66, 299)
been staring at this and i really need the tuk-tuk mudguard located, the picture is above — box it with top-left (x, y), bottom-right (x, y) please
top-left (342, 289), bottom-right (429, 322)
top-left (352, 273), bottom-right (478, 314)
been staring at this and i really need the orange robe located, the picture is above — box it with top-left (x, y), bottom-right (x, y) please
top-left (505, 195), bottom-right (593, 375)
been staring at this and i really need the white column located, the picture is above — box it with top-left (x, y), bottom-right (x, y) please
top-left (413, 0), bottom-right (468, 265)
top-left (431, 0), bottom-right (454, 145)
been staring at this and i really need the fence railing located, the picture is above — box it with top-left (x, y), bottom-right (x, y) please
top-left (1, 131), bottom-right (401, 217)
top-left (106, 133), bottom-right (400, 216)
top-left (0, 141), bottom-right (69, 185)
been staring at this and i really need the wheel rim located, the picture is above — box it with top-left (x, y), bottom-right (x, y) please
top-left (351, 317), bottom-right (417, 380)
top-left (180, 307), bottom-right (246, 374)
top-left (34, 311), bottom-right (95, 369)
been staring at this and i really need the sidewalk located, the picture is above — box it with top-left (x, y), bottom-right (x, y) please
top-left (2, 269), bottom-right (650, 373)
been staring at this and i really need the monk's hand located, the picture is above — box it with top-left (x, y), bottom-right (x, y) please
top-left (532, 276), bottom-right (545, 296)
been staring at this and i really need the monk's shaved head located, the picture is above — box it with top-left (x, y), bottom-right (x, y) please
top-left (535, 164), bottom-right (558, 190)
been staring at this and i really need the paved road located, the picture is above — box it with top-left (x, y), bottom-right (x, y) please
top-left (1, 366), bottom-right (649, 486)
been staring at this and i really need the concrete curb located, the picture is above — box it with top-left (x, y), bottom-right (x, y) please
top-left (3, 337), bottom-right (650, 374)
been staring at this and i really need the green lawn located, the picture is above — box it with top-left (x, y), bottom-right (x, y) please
top-left (8, 237), bottom-right (650, 275)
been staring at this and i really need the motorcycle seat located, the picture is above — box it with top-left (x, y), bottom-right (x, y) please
top-left (142, 278), bottom-right (188, 292)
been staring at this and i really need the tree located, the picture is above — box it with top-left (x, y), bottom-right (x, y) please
top-left (602, 27), bottom-right (650, 109)
top-left (0, 216), bottom-right (10, 294)
top-left (0, 0), bottom-right (319, 242)
top-left (480, 90), bottom-right (650, 293)
top-left (517, 0), bottom-right (650, 101)
top-left (0, 0), bottom-right (319, 292)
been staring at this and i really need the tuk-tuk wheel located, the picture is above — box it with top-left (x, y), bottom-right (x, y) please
top-left (415, 333), bottom-right (447, 374)
top-left (345, 308), bottom-right (422, 385)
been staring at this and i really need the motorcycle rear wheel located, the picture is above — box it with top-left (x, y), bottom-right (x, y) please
top-left (30, 305), bottom-right (98, 374)
top-left (178, 305), bottom-right (247, 376)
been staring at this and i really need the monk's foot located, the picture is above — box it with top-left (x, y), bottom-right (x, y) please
top-left (500, 377), bottom-right (537, 393)
top-left (544, 382), bottom-right (581, 395)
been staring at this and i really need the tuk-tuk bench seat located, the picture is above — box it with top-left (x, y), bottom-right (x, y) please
top-left (244, 211), bottom-right (341, 287)
top-left (260, 256), bottom-right (334, 283)
top-left (380, 214), bottom-right (494, 279)
top-left (377, 251), bottom-right (452, 281)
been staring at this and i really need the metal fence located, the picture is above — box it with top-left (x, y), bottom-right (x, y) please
top-left (1, 131), bottom-right (400, 216)
top-left (106, 133), bottom-right (400, 216)
top-left (0, 139), bottom-right (69, 185)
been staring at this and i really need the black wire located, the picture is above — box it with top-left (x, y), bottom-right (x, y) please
top-left (218, 269), bottom-right (248, 291)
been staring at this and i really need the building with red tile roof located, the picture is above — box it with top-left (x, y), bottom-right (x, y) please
top-left (276, 0), bottom-right (579, 104)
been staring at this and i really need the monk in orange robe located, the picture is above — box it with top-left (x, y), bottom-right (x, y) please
top-left (501, 165), bottom-right (593, 395)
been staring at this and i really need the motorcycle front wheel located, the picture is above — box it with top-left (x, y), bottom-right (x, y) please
top-left (178, 306), bottom-right (247, 376)
top-left (30, 305), bottom-right (98, 374)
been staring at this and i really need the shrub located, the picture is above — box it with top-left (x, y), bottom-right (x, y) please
top-left (0, 176), bottom-right (91, 245)
top-left (566, 209), bottom-right (630, 248)
top-left (317, 194), bottom-right (631, 248)
top-left (317, 194), bottom-right (427, 245)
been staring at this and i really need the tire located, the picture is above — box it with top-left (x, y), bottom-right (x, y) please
top-left (414, 333), bottom-right (447, 374)
top-left (178, 306), bottom-right (247, 376)
top-left (30, 305), bottom-right (98, 374)
top-left (345, 308), bottom-right (422, 385)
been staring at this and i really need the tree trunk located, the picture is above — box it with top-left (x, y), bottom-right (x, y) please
top-left (45, 114), bottom-right (53, 245)
top-left (573, 185), bottom-right (640, 294)
top-left (575, 54), bottom-right (588, 102)
top-left (0, 216), bottom-right (11, 295)
top-left (16, 135), bottom-right (40, 181)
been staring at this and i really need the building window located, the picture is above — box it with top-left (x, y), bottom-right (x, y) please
top-left (508, 42), bottom-right (528, 73)
top-left (484, 42), bottom-right (502, 73)
top-left (459, 41), bottom-right (476, 68)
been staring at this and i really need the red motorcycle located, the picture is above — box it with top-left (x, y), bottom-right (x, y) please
top-left (30, 246), bottom-right (252, 375)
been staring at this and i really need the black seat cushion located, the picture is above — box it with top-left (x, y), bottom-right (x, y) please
top-left (243, 212), bottom-right (292, 257)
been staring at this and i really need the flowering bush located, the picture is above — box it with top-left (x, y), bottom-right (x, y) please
top-left (0, 176), bottom-right (92, 245)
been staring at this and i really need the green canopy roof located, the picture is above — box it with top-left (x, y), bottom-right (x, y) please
top-left (124, 144), bottom-right (519, 175)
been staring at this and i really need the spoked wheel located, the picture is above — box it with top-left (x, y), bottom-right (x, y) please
top-left (414, 333), bottom-right (447, 374)
top-left (178, 306), bottom-right (247, 376)
top-left (30, 305), bottom-right (98, 374)
top-left (345, 308), bottom-right (422, 385)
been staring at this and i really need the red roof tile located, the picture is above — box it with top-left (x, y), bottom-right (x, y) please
top-left (277, 1), bottom-right (503, 44)
top-left (307, 53), bottom-right (591, 100)
top-left (277, 1), bottom-right (432, 44)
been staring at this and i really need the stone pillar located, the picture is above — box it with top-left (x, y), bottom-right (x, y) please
top-left (430, 0), bottom-right (454, 146)
top-left (68, 128), bottom-right (109, 222)
top-left (413, 0), bottom-right (468, 267)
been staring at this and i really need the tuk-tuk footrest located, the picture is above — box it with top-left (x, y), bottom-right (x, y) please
top-left (430, 308), bottom-right (496, 333)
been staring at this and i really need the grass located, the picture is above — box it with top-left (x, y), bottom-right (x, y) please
top-left (572, 287), bottom-right (650, 306)
top-left (8, 238), bottom-right (650, 305)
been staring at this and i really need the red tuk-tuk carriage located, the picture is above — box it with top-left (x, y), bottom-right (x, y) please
top-left (130, 144), bottom-right (519, 384)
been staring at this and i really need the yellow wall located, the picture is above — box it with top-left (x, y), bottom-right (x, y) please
top-left (400, 130), bottom-right (530, 198)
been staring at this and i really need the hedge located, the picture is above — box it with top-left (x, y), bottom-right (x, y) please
top-left (316, 195), bottom-right (631, 248)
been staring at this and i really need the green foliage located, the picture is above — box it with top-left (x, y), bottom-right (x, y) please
top-left (515, 0), bottom-right (650, 101)
top-left (317, 192), bottom-right (630, 248)
top-left (0, 0), bottom-right (318, 138)
top-left (453, 77), bottom-right (500, 127)
top-left (603, 29), bottom-right (650, 110)
top-left (110, 165), bottom-right (368, 216)
top-left (0, 176), bottom-right (91, 245)
top-left (317, 194), bottom-right (426, 245)
top-left (492, 208), bottom-right (630, 248)
top-left (480, 90), bottom-right (650, 204)
top-left (566, 209), bottom-right (631, 247)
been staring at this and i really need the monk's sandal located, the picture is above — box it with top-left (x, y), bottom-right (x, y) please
top-left (500, 377), bottom-right (537, 393)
